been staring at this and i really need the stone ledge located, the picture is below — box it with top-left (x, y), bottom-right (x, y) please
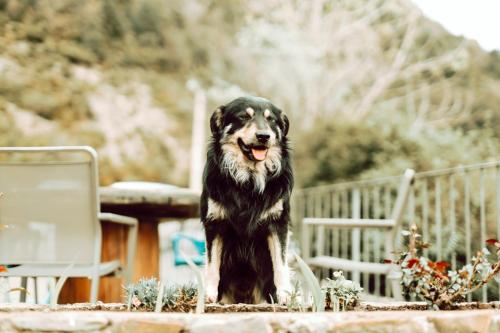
top-left (2, 301), bottom-right (500, 313)
top-left (0, 310), bottom-right (499, 332)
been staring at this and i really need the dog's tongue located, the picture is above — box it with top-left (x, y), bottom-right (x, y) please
top-left (251, 148), bottom-right (268, 161)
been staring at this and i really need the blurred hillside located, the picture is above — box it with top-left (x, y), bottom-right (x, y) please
top-left (0, 0), bottom-right (499, 186)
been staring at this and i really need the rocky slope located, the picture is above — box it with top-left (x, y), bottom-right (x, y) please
top-left (1, 0), bottom-right (499, 186)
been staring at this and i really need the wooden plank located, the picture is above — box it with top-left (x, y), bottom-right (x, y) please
top-left (100, 187), bottom-right (199, 219)
top-left (134, 219), bottom-right (160, 282)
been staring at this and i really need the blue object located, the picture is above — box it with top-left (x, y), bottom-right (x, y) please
top-left (171, 233), bottom-right (206, 266)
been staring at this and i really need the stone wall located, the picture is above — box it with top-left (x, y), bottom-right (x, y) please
top-left (0, 306), bottom-right (499, 332)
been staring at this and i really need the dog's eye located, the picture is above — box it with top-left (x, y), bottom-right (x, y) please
top-left (238, 114), bottom-right (250, 121)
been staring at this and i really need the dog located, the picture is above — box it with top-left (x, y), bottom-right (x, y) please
top-left (201, 96), bottom-right (293, 304)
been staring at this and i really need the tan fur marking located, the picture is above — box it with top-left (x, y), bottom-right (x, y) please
top-left (214, 108), bottom-right (223, 128)
top-left (252, 285), bottom-right (265, 303)
top-left (207, 198), bottom-right (227, 220)
top-left (259, 199), bottom-right (284, 221)
top-left (264, 109), bottom-right (271, 118)
top-left (205, 236), bottom-right (223, 302)
top-left (246, 107), bottom-right (255, 117)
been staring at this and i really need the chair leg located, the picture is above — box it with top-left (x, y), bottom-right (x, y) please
top-left (90, 275), bottom-right (99, 303)
top-left (20, 277), bottom-right (28, 302)
top-left (34, 277), bottom-right (38, 304)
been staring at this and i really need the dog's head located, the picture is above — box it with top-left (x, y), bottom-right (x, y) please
top-left (210, 96), bottom-right (289, 162)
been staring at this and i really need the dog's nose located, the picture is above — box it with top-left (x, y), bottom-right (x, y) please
top-left (256, 131), bottom-right (271, 143)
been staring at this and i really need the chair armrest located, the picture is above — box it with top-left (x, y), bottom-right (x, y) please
top-left (98, 212), bottom-right (138, 284)
top-left (303, 218), bottom-right (395, 228)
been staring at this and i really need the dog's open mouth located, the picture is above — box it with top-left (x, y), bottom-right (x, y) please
top-left (237, 138), bottom-right (268, 161)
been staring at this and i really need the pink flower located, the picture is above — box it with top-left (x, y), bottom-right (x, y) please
top-left (132, 295), bottom-right (141, 307)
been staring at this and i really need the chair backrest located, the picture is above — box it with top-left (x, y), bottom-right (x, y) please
top-left (0, 147), bottom-right (101, 265)
top-left (384, 168), bottom-right (415, 257)
top-left (390, 169), bottom-right (416, 229)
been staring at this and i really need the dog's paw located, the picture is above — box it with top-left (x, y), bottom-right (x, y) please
top-left (276, 288), bottom-right (291, 305)
top-left (205, 287), bottom-right (218, 303)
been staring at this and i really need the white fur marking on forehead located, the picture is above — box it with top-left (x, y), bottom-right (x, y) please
top-left (223, 124), bottom-right (232, 137)
top-left (264, 109), bottom-right (271, 118)
top-left (246, 107), bottom-right (254, 117)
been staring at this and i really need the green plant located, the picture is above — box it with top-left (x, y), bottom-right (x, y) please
top-left (294, 254), bottom-right (325, 312)
top-left (124, 278), bottom-right (198, 312)
top-left (285, 280), bottom-right (303, 311)
top-left (392, 225), bottom-right (500, 310)
top-left (323, 271), bottom-right (363, 311)
top-left (181, 252), bottom-right (205, 314)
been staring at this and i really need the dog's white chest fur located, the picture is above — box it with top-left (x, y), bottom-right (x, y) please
top-left (221, 144), bottom-right (282, 193)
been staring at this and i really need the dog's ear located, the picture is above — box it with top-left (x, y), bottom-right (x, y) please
top-left (210, 106), bottom-right (225, 135)
top-left (280, 111), bottom-right (289, 136)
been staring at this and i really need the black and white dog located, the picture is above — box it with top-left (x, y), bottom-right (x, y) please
top-left (201, 96), bottom-right (293, 304)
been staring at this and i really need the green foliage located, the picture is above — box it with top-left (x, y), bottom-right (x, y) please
top-left (294, 113), bottom-right (500, 187)
top-left (285, 280), bottom-right (302, 311)
top-left (182, 252), bottom-right (205, 314)
top-left (323, 271), bottom-right (363, 311)
top-left (58, 41), bottom-right (97, 64)
top-left (1, 0), bottom-right (500, 189)
top-left (294, 254), bottom-right (325, 312)
top-left (125, 278), bottom-right (198, 312)
top-left (294, 120), bottom-right (387, 187)
top-left (101, 0), bottom-right (126, 39)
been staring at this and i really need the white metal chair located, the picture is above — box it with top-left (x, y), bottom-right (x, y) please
top-left (0, 146), bottom-right (138, 303)
top-left (302, 169), bottom-right (415, 300)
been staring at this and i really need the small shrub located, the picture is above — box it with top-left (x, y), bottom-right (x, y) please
top-left (285, 280), bottom-right (303, 311)
top-left (392, 225), bottom-right (500, 310)
top-left (58, 41), bottom-right (97, 64)
top-left (124, 278), bottom-right (198, 312)
top-left (323, 271), bottom-right (363, 311)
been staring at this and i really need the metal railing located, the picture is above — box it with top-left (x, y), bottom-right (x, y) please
top-left (293, 161), bottom-right (500, 301)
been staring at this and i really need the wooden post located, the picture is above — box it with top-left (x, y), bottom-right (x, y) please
top-left (189, 88), bottom-right (207, 192)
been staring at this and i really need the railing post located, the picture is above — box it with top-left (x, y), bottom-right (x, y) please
top-left (301, 193), bottom-right (310, 260)
top-left (351, 188), bottom-right (361, 283)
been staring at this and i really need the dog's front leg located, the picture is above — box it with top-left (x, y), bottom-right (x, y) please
top-left (267, 231), bottom-right (291, 304)
top-left (205, 235), bottom-right (222, 303)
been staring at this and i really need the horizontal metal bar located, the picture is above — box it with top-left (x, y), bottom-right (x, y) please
top-left (306, 256), bottom-right (392, 274)
top-left (0, 146), bottom-right (97, 163)
top-left (0, 161), bottom-right (90, 166)
top-left (304, 218), bottom-right (395, 228)
top-left (297, 176), bottom-right (401, 194)
top-left (0, 146), bottom-right (95, 153)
